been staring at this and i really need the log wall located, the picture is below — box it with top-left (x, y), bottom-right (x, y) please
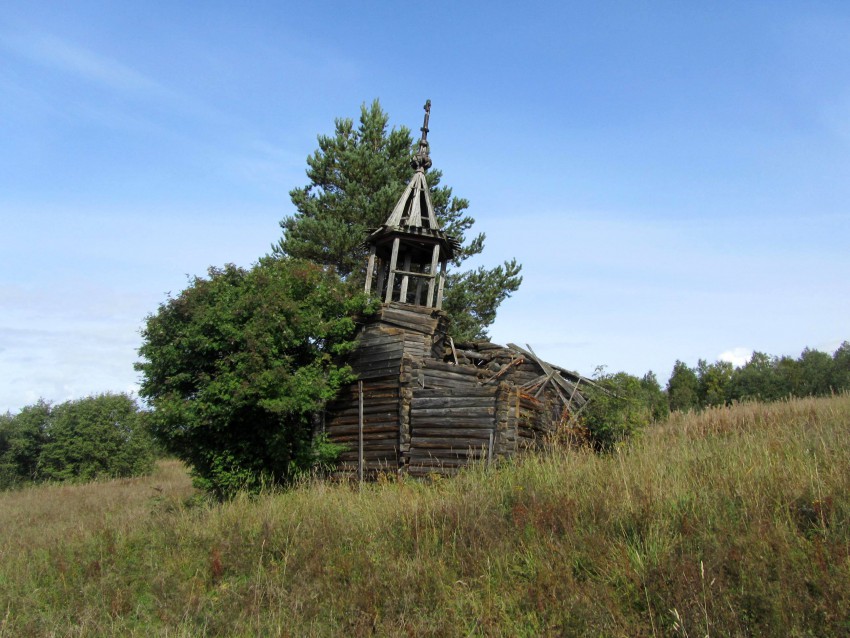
top-left (407, 359), bottom-right (498, 476)
top-left (323, 303), bottom-right (586, 479)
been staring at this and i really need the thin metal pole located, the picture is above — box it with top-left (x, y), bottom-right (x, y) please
top-left (358, 380), bottom-right (364, 483)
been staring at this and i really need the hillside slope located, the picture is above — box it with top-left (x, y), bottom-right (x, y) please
top-left (2, 395), bottom-right (849, 637)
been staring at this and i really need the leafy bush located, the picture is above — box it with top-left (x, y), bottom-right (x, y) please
top-left (580, 371), bottom-right (665, 450)
top-left (0, 394), bottom-right (155, 489)
top-left (136, 257), bottom-right (370, 498)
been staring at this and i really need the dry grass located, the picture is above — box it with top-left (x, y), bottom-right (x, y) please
top-left (1, 395), bottom-right (849, 637)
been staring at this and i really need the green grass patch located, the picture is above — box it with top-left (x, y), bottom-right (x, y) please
top-left (2, 395), bottom-right (849, 636)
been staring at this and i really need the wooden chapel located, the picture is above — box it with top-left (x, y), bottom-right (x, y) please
top-left (322, 101), bottom-right (590, 478)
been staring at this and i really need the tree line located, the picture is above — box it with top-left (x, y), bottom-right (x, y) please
top-left (580, 342), bottom-right (850, 451)
top-left (0, 393), bottom-right (156, 490)
top-left (666, 343), bottom-right (850, 412)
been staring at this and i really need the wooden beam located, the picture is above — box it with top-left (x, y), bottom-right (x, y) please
top-left (375, 258), bottom-right (386, 299)
top-left (426, 244), bottom-right (440, 307)
top-left (364, 245), bottom-right (376, 297)
top-left (435, 259), bottom-right (446, 309)
top-left (385, 237), bottom-right (400, 303)
top-left (399, 253), bottom-right (412, 302)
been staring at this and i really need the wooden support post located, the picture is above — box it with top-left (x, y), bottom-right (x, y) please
top-left (488, 430), bottom-right (494, 466)
top-left (426, 244), bottom-right (440, 307)
top-left (364, 246), bottom-right (376, 297)
top-left (385, 238), bottom-right (400, 303)
top-left (399, 253), bottom-right (412, 303)
top-left (415, 276), bottom-right (423, 306)
top-left (375, 258), bottom-right (386, 300)
top-left (435, 259), bottom-right (447, 309)
top-left (358, 380), bottom-right (364, 483)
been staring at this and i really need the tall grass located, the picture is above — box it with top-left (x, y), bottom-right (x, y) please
top-left (1, 395), bottom-right (848, 636)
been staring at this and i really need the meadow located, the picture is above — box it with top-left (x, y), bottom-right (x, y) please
top-left (1, 394), bottom-right (848, 637)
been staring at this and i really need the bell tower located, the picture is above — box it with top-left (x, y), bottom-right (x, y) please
top-left (363, 100), bottom-right (459, 308)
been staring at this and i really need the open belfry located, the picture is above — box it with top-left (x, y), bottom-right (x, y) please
top-left (323, 102), bottom-right (591, 478)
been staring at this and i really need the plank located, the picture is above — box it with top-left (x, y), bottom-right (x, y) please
top-left (410, 406), bottom-right (495, 417)
top-left (422, 360), bottom-right (480, 375)
top-left (415, 386), bottom-right (497, 398)
top-left (411, 417), bottom-right (495, 427)
top-left (355, 366), bottom-right (401, 380)
top-left (410, 438), bottom-right (493, 450)
top-left (412, 428), bottom-right (493, 438)
top-left (410, 396), bottom-right (495, 408)
top-left (328, 431), bottom-right (399, 443)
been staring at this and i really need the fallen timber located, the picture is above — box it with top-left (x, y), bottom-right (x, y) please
top-left (321, 303), bottom-right (593, 479)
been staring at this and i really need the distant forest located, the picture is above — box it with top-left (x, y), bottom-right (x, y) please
top-left (2, 341), bottom-right (848, 490)
top-left (664, 342), bottom-right (850, 412)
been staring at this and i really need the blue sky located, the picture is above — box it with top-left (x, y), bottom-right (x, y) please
top-left (2, 1), bottom-right (849, 412)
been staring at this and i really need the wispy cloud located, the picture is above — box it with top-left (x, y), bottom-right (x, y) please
top-left (1, 32), bottom-right (161, 95)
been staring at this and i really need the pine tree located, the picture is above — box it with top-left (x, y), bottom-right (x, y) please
top-left (273, 100), bottom-right (522, 341)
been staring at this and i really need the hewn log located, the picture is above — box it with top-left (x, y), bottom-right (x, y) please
top-left (411, 417), bottom-right (495, 427)
top-left (414, 386), bottom-right (496, 398)
top-left (410, 396), bottom-right (496, 409)
top-left (412, 410), bottom-right (495, 420)
top-left (423, 360), bottom-right (480, 375)
top-left (412, 427), bottom-right (493, 438)
top-left (410, 437), bottom-right (493, 450)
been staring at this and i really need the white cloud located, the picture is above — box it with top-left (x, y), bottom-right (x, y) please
top-left (718, 347), bottom-right (753, 367)
top-left (1, 32), bottom-right (160, 94)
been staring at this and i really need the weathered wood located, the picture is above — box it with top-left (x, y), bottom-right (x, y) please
top-left (331, 401), bottom-right (401, 416)
top-left (364, 246), bottom-right (376, 296)
top-left (426, 243), bottom-right (440, 307)
top-left (351, 340), bottom-right (405, 356)
top-left (422, 373), bottom-right (483, 388)
top-left (415, 386), bottom-right (497, 398)
top-left (412, 427), bottom-right (495, 437)
top-left (409, 452), bottom-right (487, 464)
top-left (422, 360), bottom-right (480, 375)
top-left (455, 349), bottom-right (495, 362)
top-left (326, 426), bottom-right (399, 438)
top-left (411, 406), bottom-right (496, 417)
top-left (399, 253), bottom-right (412, 302)
top-left (355, 366), bottom-right (402, 380)
top-left (436, 259), bottom-right (446, 309)
top-left (337, 434), bottom-right (399, 446)
top-left (410, 397), bottom-right (495, 409)
top-left (411, 416), bottom-right (495, 426)
top-left (410, 437), bottom-right (493, 449)
top-left (382, 306), bottom-right (438, 324)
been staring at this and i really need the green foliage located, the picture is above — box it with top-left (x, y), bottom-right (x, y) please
top-left (273, 99), bottom-right (522, 340)
top-left (666, 360), bottom-right (700, 412)
top-left (729, 351), bottom-right (788, 402)
top-left (796, 347), bottom-right (834, 396)
top-left (136, 257), bottom-right (369, 498)
top-left (581, 371), bottom-right (662, 450)
top-left (832, 341), bottom-right (850, 391)
top-left (0, 394), bottom-right (154, 489)
top-left (667, 342), bottom-right (850, 415)
top-left (696, 359), bottom-right (734, 408)
top-left (6, 396), bottom-right (848, 636)
top-left (38, 394), bottom-right (155, 482)
top-left (0, 400), bottom-right (49, 488)
top-left (442, 259), bottom-right (523, 341)
top-left (640, 370), bottom-right (670, 422)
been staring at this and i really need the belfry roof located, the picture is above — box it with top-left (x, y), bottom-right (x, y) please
top-left (366, 100), bottom-right (459, 259)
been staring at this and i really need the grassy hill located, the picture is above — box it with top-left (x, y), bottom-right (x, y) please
top-left (2, 394), bottom-right (849, 637)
